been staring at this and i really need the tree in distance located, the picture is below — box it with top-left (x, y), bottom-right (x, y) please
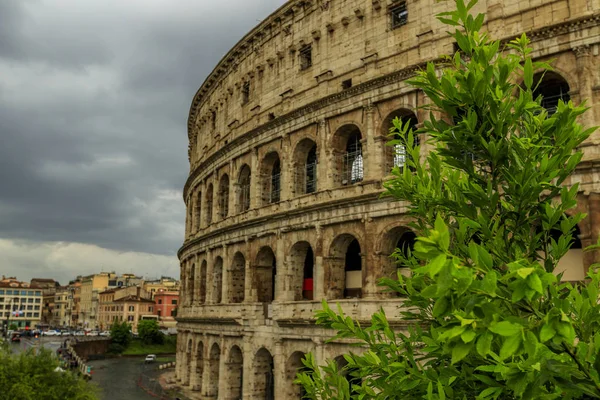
top-left (296, 0), bottom-right (599, 398)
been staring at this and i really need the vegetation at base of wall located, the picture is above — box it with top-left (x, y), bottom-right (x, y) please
top-left (137, 320), bottom-right (164, 345)
top-left (8, 323), bottom-right (18, 331)
top-left (297, 0), bottom-right (600, 398)
top-left (109, 321), bottom-right (131, 348)
top-left (121, 336), bottom-right (177, 356)
top-left (0, 344), bottom-right (99, 400)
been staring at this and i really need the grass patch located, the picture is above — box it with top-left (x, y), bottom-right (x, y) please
top-left (121, 336), bottom-right (177, 356)
top-left (156, 356), bottom-right (176, 363)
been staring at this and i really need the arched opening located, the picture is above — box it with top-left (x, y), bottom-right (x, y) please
top-left (205, 184), bottom-right (214, 225)
top-left (195, 341), bottom-right (204, 392)
top-left (227, 346), bottom-right (244, 400)
top-left (207, 343), bottom-right (220, 397)
top-left (193, 189), bottom-right (202, 232)
top-left (293, 139), bottom-right (318, 195)
top-left (230, 252), bottom-right (246, 304)
top-left (334, 355), bottom-right (362, 397)
top-left (383, 110), bottom-right (419, 172)
top-left (238, 164), bottom-right (251, 213)
top-left (334, 125), bottom-right (363, 186)
top-left (199, 260), bottom-right (207, 304)
top-left (218, 174), bottom-right (230, 220)
top-left (212, 257), bottom-right (223, 304)
top-left (253, 348), bottom-right (275, 400)
top-left (260, 152), bottom-right (282, 205)
top-left (532, 72), bottom-right (570, 115)
top-left (381, 227), bottom-right (418, 280)
top-left (255, 247), bottom-right (276, 303)
top-left (189, 263), bottom-right (196, 305)
top-left (327, 235), bottom-right (363, 299)
top-left (289, 242), bottom-right (315, 301)
top-left (285, 351), bottom-right (307, 399)
top-left (552, 224), bottom-right (584, 282)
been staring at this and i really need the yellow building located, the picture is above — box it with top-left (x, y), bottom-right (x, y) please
top-left (79, 273), bottom-right (115, 329)
top-left (0, 278), bottom-right (43, 330)
top-left (52, 287), bottom-right (70, 327)
top-left (143, 277), bottom-right (180, 299)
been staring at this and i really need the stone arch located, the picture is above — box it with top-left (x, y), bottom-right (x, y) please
top-left (288, 241), bottom-right (315, 301)
top-left (218, 174), bottom-right (230, 220)
top-left (285, 351), bottom-right (307, 399)
top-left (255, 246), bottom-right (277, 303)
top-left (199, 259), bottom-right (207, 303)
top-left (189, 263), bottom-right (196, 305)
top-left (193, 188), bottom-right (202, 232)
top-left (332, 124), bottom-right (363, 185)
top-left (207, 343), bottom-right (220, 397)
top-left (380, 226), bottom-right (417, 279)
top-left (226, 345), bottom-right (244, 400)
top-left (230, 252), bottom-right (246, 303)
top-left (212, 256), bottom-right (223, 304)
top-left (253, 347), bottom-right (275, 400)
top-left (205, 183), bottom-right (214, 225)
top-left (237, 164), bottom-right (251, 213)
top-left (327, 234), bottom-right (363, 299)
top-left (260, 151), bottom-right (282, 205)
top-left (334, 355), bottom-right (362, 396)
top-left (532, 71), bottom-right (571, 115)
top-left (381, 109), bottom-right (419, 172)
top-left (293, 138), bottom-right (318, 195)
top-left (194, 340), bottom-right (204, 392)
top-left (552, 223), bottom-right (584, 282)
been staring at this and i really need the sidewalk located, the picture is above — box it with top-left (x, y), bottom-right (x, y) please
top-left (157, 369), bottom-right (193, 400)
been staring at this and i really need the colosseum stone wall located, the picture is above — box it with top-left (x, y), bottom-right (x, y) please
top-left (176, 0), bottom-right (600, 398)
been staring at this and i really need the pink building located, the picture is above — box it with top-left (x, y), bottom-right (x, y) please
top-left (154, 290), bottom-right (178, 327)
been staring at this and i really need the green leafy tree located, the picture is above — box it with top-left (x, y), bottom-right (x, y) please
top-left (0, 345), bottom-right (99, 400)
top-left (9, 323), bottom-right (17, 331)
top-left (109, 321), bottom-right (131, 348)
top-left (137, 320), bottom-right (164, 345)
top-left (297, 1), bottom-right (599, 398)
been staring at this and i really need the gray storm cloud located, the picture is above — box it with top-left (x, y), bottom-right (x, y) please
top-left (0, 0), bottom-right (286, 281)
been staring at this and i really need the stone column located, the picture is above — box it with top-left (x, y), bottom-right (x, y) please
top-left (318, 119), bottom-right (333, 190)
top-left (228, 160), bottom-right (236, 216)
top-left (361, 217), bottom-right (379, 299)
top-left (199, 180), bottom-right (207, 230)
top-left (364, 102), bottom-right (383, 181)
top-left (273, 341), bottom-right (286, 398)
top-left (222, 244), bottom-right (230, 303)
top-left (244, 239), bottom-right (257, 303)
top-left (275, 230), bottom-right (287, 302)
top-left (314, 224), bottom-right (326, 300)
top-left (205, 248), bottom-right (214, 304)
top-left (251, 147), bottom-right (260, 210)
top-left (281, 134), bottom-right (293, 202)
top-left (574, 45), bottom-right (598, 143)
top-left (242, 336), bottom-right (253, 400)
top-left (190, 335), bottom-right (200, 391)
top-left (193, 254), bottom-right (200, 307)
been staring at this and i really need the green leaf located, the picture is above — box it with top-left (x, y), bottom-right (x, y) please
top-left (499, 334), bottom-right (521, 360)
top-left (476, 332), bottom-right (493, 357)
top-left (517, 267), bottom-right (535, 279)
top-left (524, 58), bottom-right (533, 89)
top-left (433, 296), bottom-right (449, 317)
top-left (526, 273), bottom-right (543, 294)
top-left (461, 329), bottom-right (477, 343)
top-left (452, 341), bottom-right (473, 364)
top-left (540, 323), bottom-right (556, 343)
top-left (489, 321), bottom-right (522, 337)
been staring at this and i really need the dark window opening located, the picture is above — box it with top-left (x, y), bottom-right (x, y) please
top-left (396, 231), bottom-right (417, 268)
top-left (344, 239), bottom-right (362, 298)
top-left (342, 133), bottom-right (363, 185)
top-left (211, 111), bottom-right (217, 130)
top-left (390, 1), bottom-right (408, 29)
top-left (299, 45), bottom-right (312, 71)
top-left (268, 112), bottom-right (276, 121)
top-left (533, 73), bottom-right (570, 116)
top-left (242, 82), bottom-right (250, 105)
top-left (271, 159), bottom-right (281, 203)
top-left (303, 247), bottom-right (314, 300)
top-left (306, 145), bottom-right (318, 194)
top-left (238, 165), bottom-right (251, 213)
top-left (342, 79), bottom-right (353, 90)
top-left (218, 175), bottom-right (230, 219)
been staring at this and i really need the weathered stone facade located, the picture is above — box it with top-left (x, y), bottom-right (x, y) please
top-left (177, 0), bottom-right (600, 398)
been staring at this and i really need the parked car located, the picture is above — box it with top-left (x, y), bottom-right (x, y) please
top-left (11, 334), bottom-right (21, 343)
top-left (88, 330), bottom-right (99, 336)
top-left (99, 331), bottom-right (110, 337)
top-left (42, 330), bottom-right (60, 336)
top-left (144, 354), bottom-right (157, 363)
top-left (74, 331), bottom-right (85, 336)
top-left (60, 330), bottom-right (71, 336)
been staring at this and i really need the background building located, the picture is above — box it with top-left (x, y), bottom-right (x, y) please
top-left (0, 278), bottom-right (43, 329)
top-left (154, 290), bottom-right (179, 329)
top-left (176, 0), bottom-right (600, 398)
top-left (52, 287), bottom-right (70, 327)
top-left (144, 277), bottom-right (180, 299)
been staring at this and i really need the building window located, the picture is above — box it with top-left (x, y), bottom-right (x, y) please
top-left (172, 299), bottom-right (178, 305)
top-left (128, 306), bottom-right (135, 312)
top-left (238, 165), bottom-right (252, 213)
top-left (342, 132), bottom-right (363, 185)
top-left (242, 82), bottom-right (250, 105)
top-left (149, 307), bottom-right (153, 312)
top-left (128, 315), bottom-right (134, 322)
top-left (271, 159), bottom-right (281, 203)
top-left (342, 79), bottom-right (352, 90)
top-left (305, 145), bottom-right (318, 194)
top-left (390, 1), bottom-right (408, 29)
top-left (218, 174), bottom-right (230, 219)
top-left (34, 313), bottom-right (39, 317)
top-left (211, 110), bottom-right (217, 130)
top-left (158, 299), bottom-right (163, 305)
top-left (158, 310), bottom-right (162, 317)
top-left (299, 45), bottom-right (312, 70)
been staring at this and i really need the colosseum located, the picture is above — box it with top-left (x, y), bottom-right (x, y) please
top-left (176, 0), bottom-right (600, 398)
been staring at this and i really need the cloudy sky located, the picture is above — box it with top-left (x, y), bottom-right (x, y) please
top-left (0, 0), bottom-right (285, 284)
